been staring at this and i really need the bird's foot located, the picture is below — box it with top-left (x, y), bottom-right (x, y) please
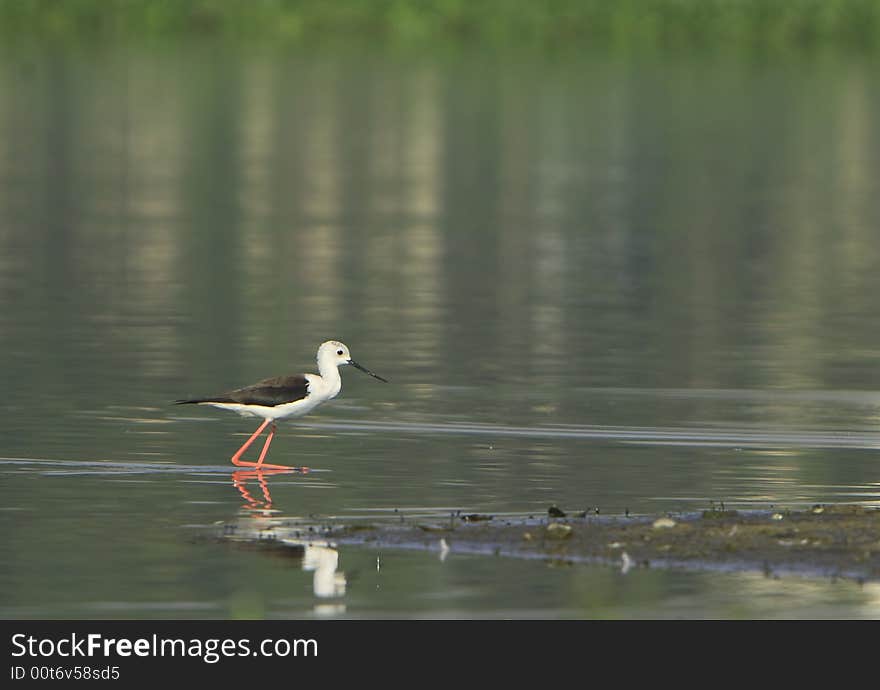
top-left (231, 458), bottom-right (308, 472)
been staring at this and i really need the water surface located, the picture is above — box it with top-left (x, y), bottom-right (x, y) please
top-left (2, 43), bottom-right (880, 618)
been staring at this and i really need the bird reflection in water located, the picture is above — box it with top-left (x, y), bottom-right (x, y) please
top-left (225, 469), bottom-right (346, 612)
top-left (232, 468), bottom-right (289, 513)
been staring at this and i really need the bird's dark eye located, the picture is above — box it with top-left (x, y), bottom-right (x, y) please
top-left (337, 349), bottom-right (344, 356)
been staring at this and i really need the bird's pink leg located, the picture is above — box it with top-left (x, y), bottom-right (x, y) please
top-left (231, 419), bottom-right (272, 467)
top-left (230, 419), bottom-right (310, 472)
top-left (252, 425), bottom-right (307, 470)
top-left (254, 424), bottom-right (287, 470)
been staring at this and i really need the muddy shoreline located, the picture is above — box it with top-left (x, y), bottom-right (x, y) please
top-left (220, 504), bottom-right (880, 582)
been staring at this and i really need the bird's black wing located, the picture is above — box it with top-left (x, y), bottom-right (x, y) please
top-left (175, 375), bottom-right (311, 407)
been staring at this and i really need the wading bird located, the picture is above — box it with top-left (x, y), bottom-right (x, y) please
top-left (176, 341), bottom-right (387, 470)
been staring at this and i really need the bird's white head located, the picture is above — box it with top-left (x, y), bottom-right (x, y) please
top-left (317, 341), bottom-right (388, 382)
top-left (318, 340), bottom-right (352, 366)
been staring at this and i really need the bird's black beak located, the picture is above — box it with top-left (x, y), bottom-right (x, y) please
top-left (348, 359), bottom-right (388, 383)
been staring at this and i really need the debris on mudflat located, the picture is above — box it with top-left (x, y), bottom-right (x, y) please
top-left (652, 517), bottom-right (676, 529)
top-left (702, 508), bottom-right (739, 520)
top-left (546, 523), bottom-right (573, 539)
top-left (460, 513), bottom-right (493, 522)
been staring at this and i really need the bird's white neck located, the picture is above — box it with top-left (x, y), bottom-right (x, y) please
top-left (317, 350), bottom-right (342, 391)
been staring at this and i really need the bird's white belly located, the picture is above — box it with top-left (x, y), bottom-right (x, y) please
top-left (205, 394), bottom-right (327, 421)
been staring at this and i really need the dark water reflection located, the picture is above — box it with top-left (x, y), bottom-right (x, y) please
top-left (2, 43), bottom-right (880, 617)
